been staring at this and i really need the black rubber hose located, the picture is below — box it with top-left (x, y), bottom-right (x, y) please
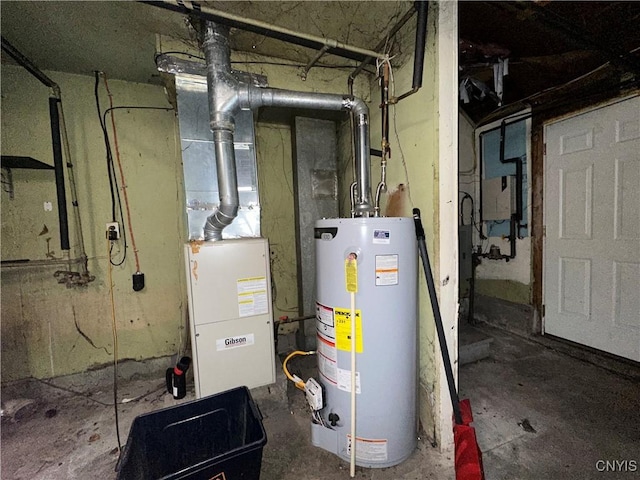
top-left (413, 208), bottom-right (463, 425)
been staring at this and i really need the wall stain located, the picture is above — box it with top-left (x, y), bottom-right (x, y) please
top-left (385, 183), bottom-right (409, 217)
top-left (192, 260), bottom-right (198, 281)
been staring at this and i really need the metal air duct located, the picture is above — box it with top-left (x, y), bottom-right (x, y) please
top-left (201, 21), bottom-right (374, 240)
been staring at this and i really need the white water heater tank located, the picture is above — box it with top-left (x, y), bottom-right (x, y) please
top-left (311, 217), bottom-right (417, 467)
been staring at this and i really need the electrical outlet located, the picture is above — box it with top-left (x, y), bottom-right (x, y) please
top-left (106, 222), bottom-right (120, 240)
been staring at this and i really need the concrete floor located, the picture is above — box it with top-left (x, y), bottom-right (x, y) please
top-left (459, 325), bottom-right (640, 480)
top-left (2, 326), bottom-right (639, 480)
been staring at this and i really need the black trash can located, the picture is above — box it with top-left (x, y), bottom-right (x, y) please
top-left (116, 386), bottom-right (267, 480)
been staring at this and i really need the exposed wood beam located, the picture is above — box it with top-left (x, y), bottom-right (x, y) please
top-left (508, 1), bottom-right (640, 76)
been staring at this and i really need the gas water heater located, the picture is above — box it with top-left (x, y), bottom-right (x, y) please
top-left (311, 217), bottom-right (417, 467)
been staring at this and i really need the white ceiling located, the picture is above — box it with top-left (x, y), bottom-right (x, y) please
top-left (1, 1), bottom-right (414, 85)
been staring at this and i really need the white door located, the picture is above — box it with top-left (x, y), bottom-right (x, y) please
top-left (544, 96), bottom-right (640, 361)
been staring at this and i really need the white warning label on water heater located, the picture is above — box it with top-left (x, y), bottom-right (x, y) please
top-left (375, 254), bottom-right (399, 286)
top-left (317, 336), bottom-right (337, 384)
top-left (337, 367), bottom-right (361, 394)
top-left (347, 435), bottom-right (388, 462)
top-left (316, 302), bottom-right (335, 340)
top-left (237, 277), bottom-right (268, 317)
top-left (316, 302), bottom-right (338, 384)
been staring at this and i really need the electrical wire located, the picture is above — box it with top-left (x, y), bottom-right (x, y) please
top-left (459, 178), bottom-right (481, 185)
top-left (100, 104), bottom-right (176, 263)
top-left (94, 72), bottom-right (117, 222)
top-left (109, 242), bottom-right (126, 267)
top-left (282, 350), bottom-right (315, 391)
top-left (102, 74), bottom-right (142, 273)
top-left (94, 71), bottom-right (128, 266)
top-left (107, 238), bottom-right (122, 453)
top-left (460, 192), bottom-right (474, 226)
top-left (102, 106), bottom-right (174, 127)
top-left (387, 59), bottom-right (414, 208)
top-left (94, 71), bottom-right (175, 268)
top-left (155, 51), bottom-right (204, 61)
top-left (312, 408), bottom-right (327, 427)
top-left (459, 190), bottom-right (487, 246)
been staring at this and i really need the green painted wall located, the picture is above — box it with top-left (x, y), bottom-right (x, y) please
top-left (0, 18), bottom-right (440, 403)
top-left (476, 279), bottom-right (531, 305)
top-left (1, 66), bottom-right (186, 381)
top-left (1, 45), bottom-right (373, 380)
top-left (255, 122), bottom-right (299, 329)
top-left (366, 3), bottom-right (442, 441)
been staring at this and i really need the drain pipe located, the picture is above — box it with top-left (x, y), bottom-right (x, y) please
top-left (147, 0), bottom-right (386, 63)
top-left (202, 21), bottom-right (374, 240)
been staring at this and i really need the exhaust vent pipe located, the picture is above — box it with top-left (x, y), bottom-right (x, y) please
top-left (203, 22), bottom-right (241, 241)
top-left (202, 21), bottom-right (373, 240)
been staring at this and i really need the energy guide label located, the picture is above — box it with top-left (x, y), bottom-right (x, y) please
top-left (334, 308), bottom-right (363, 352)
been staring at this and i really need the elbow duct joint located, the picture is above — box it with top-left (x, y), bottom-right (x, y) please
top-left (201, 20), bottom-right (374, 240)
top-left (203, 203), bottom-right (239, 241)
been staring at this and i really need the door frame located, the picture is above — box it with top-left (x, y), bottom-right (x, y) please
top-left (537, 93), bottom-right (640, 337)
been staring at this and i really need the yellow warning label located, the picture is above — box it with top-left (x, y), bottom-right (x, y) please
top-left (334, 308), bottom-right (363, 353)
top-left (345, 256), bottom-right (358, 293)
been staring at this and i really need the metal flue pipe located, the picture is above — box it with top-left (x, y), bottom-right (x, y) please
top-left (202, 23), bottom-right (240, 241)
top-left (248, 88), bottom-right (373, 215)
top-left (202, 21), bottom-right (374, 240)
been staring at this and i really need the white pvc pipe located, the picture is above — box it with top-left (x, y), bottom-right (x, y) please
top-left (350, 290), bottom-right (356, 477)
top-left (161, 0), bottom-right (386, 61)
